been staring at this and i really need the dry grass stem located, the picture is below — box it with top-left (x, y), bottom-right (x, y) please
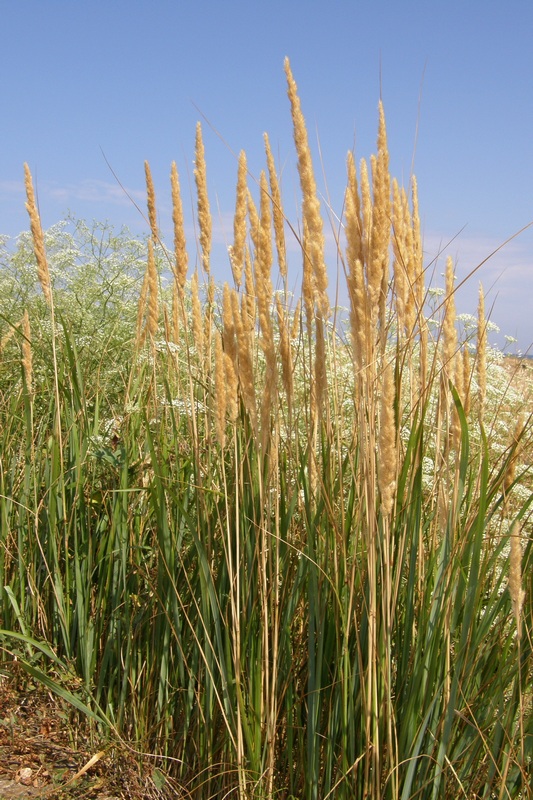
top-left (509, 521), bottom-right (525, 637)
top-left (231, 288), bottom-right (257, 431)
top-left (136, 262), bottom-right (150, 348)
top-left (314, 314), bottom-right (327, 420)
top-left (146, 238), bottom-right (159, 341)
top-left (477, 283), bottom-right (487, 418)
top-left (378, 360), bottom-right (397, 516)
top-left (224, 350), bottom-right (238, 423)
top-left (452, 348), bottom-right (465, 449)
top-left (462, 344), bottom-right (471, 417)
top-left (214, 332), bottom-right (227, 448)
top-left (21, 309), bottom-right (32, 391)
top-left (191, 271), bottom-right (204, 358)
top-left (276, 295), bottom-right (294, 415)
top-left (171, 279), bottom-right (180, 343)
top-left (411, 176), bottom-right (425, 317)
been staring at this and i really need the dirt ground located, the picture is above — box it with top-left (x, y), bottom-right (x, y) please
top-left (0, 667), bottom-right (167, 800)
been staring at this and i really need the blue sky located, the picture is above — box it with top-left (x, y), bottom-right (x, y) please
top-left (1, 0), bottom-right (532, 350)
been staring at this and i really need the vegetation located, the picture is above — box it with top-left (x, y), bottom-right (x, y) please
top-left (0, 58), bottom-right (532, 798)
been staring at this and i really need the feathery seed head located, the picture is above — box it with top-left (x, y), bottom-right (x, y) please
top-left (264, 132), bottom-right (287, 281)
top-left (171, 161), bottom-right (188, 290)
top-left (231, 150), bottom-right (248, 287)
top-left (194, 122), bottom-right (212, 275)
top-left (145, 161), bottom-right (158, 244)
top-left (284, 58), bottom-right (329, 319)
top-left (24, 164), bottom-right (52, 307)
top-left (442, 256), bottom-right (457, 383)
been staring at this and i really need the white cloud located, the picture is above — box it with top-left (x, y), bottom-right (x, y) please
top-left (44, 179), bottom-right (146, 207)
top-left (0, 180), bottom-right (25, 196)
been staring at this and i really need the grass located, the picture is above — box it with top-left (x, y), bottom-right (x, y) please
top-left (0, 59), bottom-right (532, 798)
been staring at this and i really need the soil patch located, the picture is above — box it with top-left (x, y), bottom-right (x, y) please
top-left (0, 668), bottom-right (160, 800)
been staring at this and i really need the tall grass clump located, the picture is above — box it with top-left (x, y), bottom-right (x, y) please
top-left (1, 58), bottom-right (532, 799)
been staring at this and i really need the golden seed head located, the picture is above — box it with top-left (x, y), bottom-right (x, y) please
top-left (255, 172), bottom-right (275, 362)
top-left (442, 256), bottom-right (457, 383)
top-left (264, 132), bottom-right (287, 281)
top-left (194, 122), bottom-right (212, 275)
top-left (170, 161), bottom-right (188, 290)
top-left (345, 151), bottom-right (363, 268)
top-left (231, 150), bottom-right (248, 287)
top-left (0, 322), bottom-right (18, 353)
top-left (24, 164), bottom-right (52, 307)
top-left (368, 103), bottom-right (391, 320)
top-left (144, 161), bottom-right (158, 244)
top-left (359, 157), bottom-right (372, 271)
top-left (284, 57), bottom-right (329, 319)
